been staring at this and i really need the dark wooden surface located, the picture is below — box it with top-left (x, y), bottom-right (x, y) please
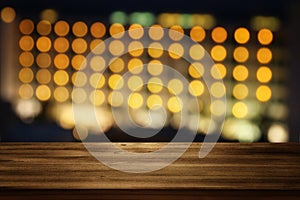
top-left (0, 143), bottom-right (300, 199)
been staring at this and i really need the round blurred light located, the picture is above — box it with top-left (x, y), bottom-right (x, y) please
top-left (188, 62), bottom-right (204, 78)
top-left (72, 21), bottom-right (88, 37)
top-left (37, 20), bottom-right (52, 35)
top-left (54, 20), bottom-right (70, 36)
top-left (168, 43), bottom-right (184, 59)
top-left (90, 22), bottom-right (106, 38)
top-left (19, 19), bottom-right (34, 35)
top-left (54, 54), bottom-right (69, 69)
top-left (210, 45), bottom-right (227, 62)
top-left (1, 7), bottom-right (16, 23)
top-left (233, 83), bottom-right (248, 100)
top-left (109, 40), bottom-right (124, 56)
top-left (167, 96), bottom-right (182, 113)
top-left (89, 73), bottom-right (105, 89)
top-left (72, 38), bottom-right (87, 54)
top-left (54, 70), bottom-right (69, 86)
top-left (210, 100), bottom-right (226, 116)
top-left (36, 53), bottom-right (51, 68)
top-left (18, 84), bottom-right (34, 99)
top-left (234, 27), bottom-right (250, 44)
top-left (36, 69), bottom-right (51, 84)
top-left (147, 77), bottom-right (163, 93)
top-left (19, 36), bottom-right (34, 51)
top-left (210, 63), bottom-right (226, 80)
top-left (168, 79), bottom-right (183, 95)
top-left (128, 41), bottom-right (144, 57)
top-left (258, 28), bottom-right (273, 45)
top-left (19, 52), bottom-right (34, 67)
top-left (73, 127), bottom-right (89, 141)
top-left (190, 26), bottom-right (206, 42)
top-left (169, 25), bottom-right (184, 41)
top-left (109, 23), bottom-right (125, 39)
top-left (257, 66), bottom-right (272, 83)
top-left (189, 44), bottom-right (205, 60)
top-left (90, 56), bottom-right (106, 72)
top-left (128, 24), bottom-right (144, 39)
top-left (90, 39), bottom-right (105, 55)
top-left (89, 90), bottom-right (105, 106)
top-left (40, 9), bottom-right (58, 24)
top-left (147, 60), bottom-right (163, 76)
top-left (147, 95), bottom-right (163, 110)
top-left (129, 12), bottom-right (155, 27)
top-left (257, 47), bottom-right (272, 64)
top-left (256, 85), bottom-right (272, 102)
top-left (233, 46), bottom-right (249, 63)
top-left (72, 88), bottom-right (87, 104)
top-left (211, 27), bottom-right (227, 43)
top-left (36, 36), bottom-right (52, 52)
top-left (36, 85), bottom-right (51, 101)
top-left (189, 80), bottom-right (204, 96)
top-left (54, 37), bottom-right (69, 53)
top-left (72, 71), bottom-right (87, 87)
top-left (128, 93), bottom-right (144, 109)
top-left (268, 124), bottom-right (289, 142)
top-left (149, 25), bottom-right (164, 41)
top-left (128, 58), bottom-right (143, 74)
top-left (54, 87), bottom-right (69, 102)
top-left (210, 82), bottom-right (226, 98)
top-left (128, 76), bottom-right (143, 91)
top-left (110, 11), bottom-right (127, 25)
top-left (108, 74), bottom-right (124, 90)
top-left (19, 68), bottom-right (34, 83)
top-left (108, 91), bottom-right (124, 107)
top-left (148, 42), bottom-right (163, 58)
top-left (232, 102), bottom-right (248, 118)
top-left (109, 57), bottom-right (124, 73)
top-left (233, 65), bottom-right (248, 81)
top-left (71, 55), bottom-right (87, 70)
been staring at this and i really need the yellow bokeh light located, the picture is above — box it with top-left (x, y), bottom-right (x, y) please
top-left (234, 27), bottom-right (250, 44)
top-left (37, 20), bottom-right (52, 35)
top-left (149, 25), bottom-right (164, 41)
top-left (19, 36), bottom-right (34, 51)
top-left (148, 42), bottom-right (164, 58)
top-left (36, 36), bottom-right (52, 52)
top-left (168, 43), bottom-right (184, 59)
top-left (189, 80), bottom-right (204, 96)
top-left (189, 44), bottom-right (205, 60)
top-left (36, 53), bottom-right (51, 68)
top-left (109, 58), bottom-right (124, 73)
top-left (211, 27), bottom-right (227, 43)
top-left (36, 85), bottom-right (51, 101)
top-left (54, 20), bottom-right (70, 36)
top-left (128, 93), bottom-right (144, 109)
top-left (54, 37), bottom-right (69, 53)
top-left (210, 100), bottom-right (226, 116)
top-left (147, 95), bottom-right (163, 110)
top-left (72, 38), bottom-right (87, 54)
top-left (19, 68), bottom-right (34, 83)
top-left (169, 25), bottom-right (184, 41)
top-left (19, 19), bottom-right (34, 35)
top-left (54, 70), bottom-right (69, 86)
top-left (109, 23), bottom-right (125, 39)
top-left (128, 58), bottom-right (143, 74)
top-left (72, 88), bottom-right (87, 104)
top-left (19, 84), bottom-right (34, 99)
top-left (72, 21), bottom-right (88, 37)
top-left (128, 41), bottom-right (144, 57)
top-left (71, 55), bottom-right (86, 70)
top-left (168, 79), bottom-right (183, 95)
top-left (210, 45), bottom-right (227, 61)
top-left (90, 22), bottom-right (106, 38)
top-left (54, 54), bottom-right (69, 69)
top-left (167, 96), bottom-right (182, 113)
top-left (128, 24), bottom-right (144, 39)
top-left (210, 82), bottom-right (226, 98)
top-left (89, 73), bottom-right (105, 89)
top-left (72, 71), bottom-right (87, 87)
top-left (90, 56), bottom-right (106, 72)
top-left (36, 69), bottom-right (51, 84)
top-left (188, 62), bottom-right (204, 78)
top-left (54, 87), bottom-right (69, 102)
top-left (233, 84), bottom-right (248, 100)
top-left (147, 60), bottom-right (163, 76)
top-left (233, 65), bottom-right (248, 81)
top-left (89, 90), bottom-right (105, 106)
top-left (232, 102), bottom-right (248, 118)
top-left (256, 85), bottom-right (272, 102)
top-left (258, 28), bottom-right (273, 45)
top-left (1, 7), bottom-right (16, 23)
top-left (147, 77), bottom-right (163, 93)
top-left (257, 66), bottom-right (272, 83)
top-left (109, 40), bottom-right (124, 56)
top-left (210, 63), bottom-right (226, 79)
top-left (257, 47), bottom-right (272, 64)
top-left (90, 39), bottom-right (105, 55)
top-left (108, 74), bottom-right (124, 90)
top-left (40, 9), bottom-right (58, 24)
top-left (233, 46), bottom-right (249, 63)
top-left (19, 52), bottom-right (34, 67)
top-left (128, 76), bottom-right (143, 91)
top-left (190, 26), bottom-right (206, 42)
top-left (108, 91), bottom-right (123, 107)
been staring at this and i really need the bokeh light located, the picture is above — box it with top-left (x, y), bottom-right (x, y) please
top-left (109, 58), bottom-right (124, 73)
top-left (36, 69), bottom-right (51, 84)
top-left (147, 95), bottom-right (163, 110)
top-left (72, 72), bottom-right (87, 87)
top-left (54, 87), bottom-right (69, 102)
top-left (36, 36), bottom-right (52, 52)
top-left (168, 79), bottom-right (183, 95)
top-left (19, 68), bottom-right (34, 83)
top-left (36, 85), bottom-right (51, 101)
top-left (210, 100), bottom-right (226, 116)
top-left (19, 19), bottom-right (34, 35)
top-left (148, 42), bottom-right (164, 58)
top-left (54, 37), bottom-right (69, 53)
top-left (210, 63), bottom-right (226, 79)
top-left (128, 76), bottom-right (143, 91)
top-left (19, 84), bottom-right (34, 99)
top-left (90, 22), bottom-right (106, 38)
top-left (210, 45), bottom-right (227, 62)
top-left (169, 25), bottom-right (184, 41)
top-left (40, 9), bottom-right (58, 24)
top-left (128, 24), bottom-right (144, 39)
top-left (211, 27), bottom-right (227, 43)
top-left (149, 25), bottom-right (164, 41)
top-left (109, 23), bottom-right (125, 38)
top-left (108, 91), bottom-right (123, 107)
top-left (54, 70), bottom-right (69, 86)
top-left (90, 39), bottom-right (105, 55)
top-left (89, 73), bottom-right (105, 89)
top-left (109, 40), bottom-right (125, 56)
top-left (147, 60), bottom-right (163, 76)
top-left (54, 54), bottom-right (69, 69)
top-left (128, 41), bottom-right (144, 57)
top-left (1, 7), bottom-right (16, 23)
top-left (19, 36), bottom-right (34, 51)
top-left (257, 66), bottom-right (272, 83)
top-left (210, 82), bottom-right (226, 98)
top-left (167, 96), bottom-right (182, 113)
top-left (71, 55), bottom-right (87, 70)
top-left (233, 46), bottom-right (249, 63)
top-left (90, 56), bottom-right (106, 72)
top-left (128, 58), bottom-right (143, 74)
top-left (233, 65), bottom-right (248, 81)
top-left (72, 21), bottom-right (88, 37)
top-left (72, 38), bottom-right (87, 54)
top-left (89, 90), bottom-right (105, 106)
top-left (190, 26), bottom-right (206, 42)
top-left (54, 20), bottom-right (70, 36)
top-left (37, 20), bottom-right (52, 35)
top-left (72, 88), bottom-right (87, 104)
top-left (188, 62), bottom-right (204, 78)
top-left (256, 85), bottom-right (272, 102)
top-left (147, 77), bottom-right (163, 93)
top-left (128, 93), bottom-right (144, 109)
top-left (234, 27), bottom-right (250, 44)
top-left (233, 84), bottom-right (248, 100)
top-left (108, 74), bottom-right (124, 90)
top-left (258, 28), bottom-right (273, 45)
top-left (36, 53), bottom-right (51, 68)
top-left (268, 124), bottom-right (289, 142)
top-left (257, 47), bottom-right (272, 64)
top-left (232, 102), bottom-right (248, 118)
top-left (168, 43), bottom-right (184, 59)
top-left (189, 44), bottom-right (205, 60)
top-left (189, 80), bottom-right (204, 96)
top-left (19, 52), bottom-right (34, 67)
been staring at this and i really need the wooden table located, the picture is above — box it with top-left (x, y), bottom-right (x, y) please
top-left (0, 143), bottom-right (300, 199)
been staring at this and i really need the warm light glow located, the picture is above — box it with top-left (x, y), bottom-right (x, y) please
top-left (1, 7), bottom-right (16, 23)
top-left (257, 47), bottom-right (272, 64)
top-left (233, 65), bottom-right (248, 81)
top-left (189, 44), bottom-right (205, 60)
top-left (258, 28), bottom-right (273, 45)
top-left (149, 25), bottom-right (164, 41)
top-left (72, 21), bottom-right (88, 37)
top-left (89, 90), bottom-right (105, 106)
top-left (89, 73), bottom-right (105, 89)
top-left (19, 19), bottom-right (34, 35)
top-left (19, 36), bottom-right (34, 51)
top-left (211, 27), bottom-right (227, 43)
top-left (72, 38), bottom-right (87, 54)
top-left (36, 53), bottom-right (51, 68)
top-left (110, 11), bottom-right (127, 25)
top-left (168, 43), bottom-right (184, 59)
top-left (256, 85), bottom-right (272, 102)
top-left (268, 124), bottom-right (289, 142)
top-left (147, 60), bottom-right (163, 76)
top-left (147, 95), bottom-right (163, 110)
top-left (54, 20), bottom-right (70, 36)
top-left (128, 76), bottom-right (143, 91)
top-left (54, 70), bottom-right (69, 86)
top-left (109, 58), bottom-right (124, 73)
top-left (90, 22), bottom-right (106, 38)
top-left (109, 40), bottom-right (125, 56)
top-left (169, 25), bottom-right (184, 41)
top-left (167, 96), bottom-right (182, 113)
top-left (128, 41), bottom-right (144, 57)
top-left (128, 24), bottom-right (144, 39)
top-left (54, 87), bottom-right (69, 102)
top-left (232, 102), bottom-right (248, 118)
top-left (210, 82), bottom-right (226, 98)
top-left (148, 42), bottom-right (164, 58)
top-left (210, 45), bottom-right (227, 62)
top-left (190, 26), bottom-right (206, 42)
top-left (233, 84), bottom-right (248, 100)
top-left (72, 88), bottom-right (87, 104)
top-left (37, 20), bottom-right (52, 35)
top-left (210, 100), bottom-right (226, 116)
top-left (109, 23), bottom-right (125, 38)
top-left (257, 66), bottom-right (272, 83)
top-left (36, 69), bottom-right (51, 84)
top-left (108, 74), bottom-right (124, 90)
top-left (19, 68), bottom-right (34, 83)
top-left (54, 54), bottom-right (69, 69)
top-left (108, 91), bottom-right (123, 107)
top-left (90, 39), bottom-right (105, 54)
top-left (233, 46), bottom-right (249, 63)
top-left (36, 85), bottom-right (51, 101)
top-left (192, 14), bottom-right (216, 29)
top-left (40, 9), bottom-right (58, 24)
top-left (54, 37), bottom-right (69, 53)
top-left (234, 27), bottom-right (250, 44)
top-left (168, 79), bottom-right (183, 95)
top-left (19, 84), bottom-right (34, 99)
top-left (90, 56), bottom-right (106, 72)
top-left (188, 62), bottom-right (204, 78)
top-left (210, 63), bottom-right (226, 79)
top-left (36, 36), bottom-right (52, 52)
top-left (128, 93), bottom-right (144, 109)
top-left (72, 72), bottom-right (87, 87)
top-left (71, 55), bottom-right (86, 70)
top-left (189, 80), bottom-right (204, 96)
top-left (128, 58), bottom-right (143, 74)
top-left (147, 77), bottom-right (163, 93)
top-left (19, 52), bottom-right (34, 67)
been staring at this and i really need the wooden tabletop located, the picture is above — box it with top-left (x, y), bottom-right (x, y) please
top-left (0, 142), bottom-right (300, 199)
